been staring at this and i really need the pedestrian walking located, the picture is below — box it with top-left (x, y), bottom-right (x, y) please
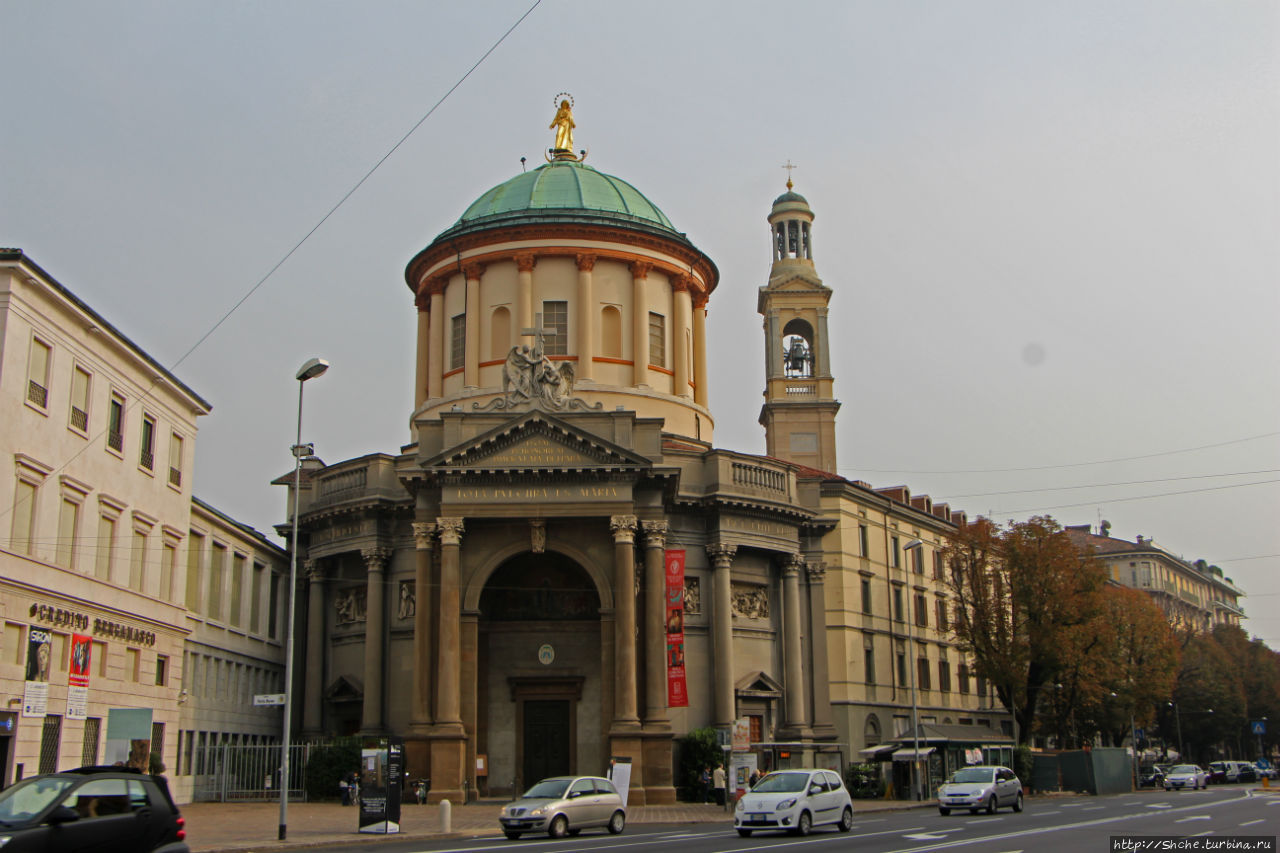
top-left (699, 766), bottom-right (711, 803)
top-left (713, 764), bottom-right (726, 806)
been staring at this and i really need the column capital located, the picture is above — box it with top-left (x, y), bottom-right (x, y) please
top-left (463, 262), bottom-right (486, 281)
top-left (629, 260), bottom-right (652, 280)
top-left (783, 553), bottom-right (804, 577)
top-left (411, 522), bottom-right (437, 551)
top-left (610, 515), bottom-right (638, 544)
top-left (362, 547), bottom-right (393, 571)
top-left (640, 520), bottom-right (669, 549)
top-left (304, 559), bottom-right (325, 582)
top-left (514, 252), bottom-right (537, 272)
top-left (805, 560), bottom-right (827, 583)
top-left (692, 293), bottom-right (708, 310)
top-left (673, 274), bottom-right (695, 293)
top-left (424, 275), bottom-right (447, 297)
top-left (575, 253), bottom-right (597, 272)
top-left (706, 543), bottom-right (737, 568)
top-left (437, 517), bottom-right (465, 545)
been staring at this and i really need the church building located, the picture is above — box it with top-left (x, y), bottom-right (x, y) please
top-left (285, 106), bottom-right (1009, 805)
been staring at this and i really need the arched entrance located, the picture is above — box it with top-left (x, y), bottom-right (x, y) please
top-left (477, 551), bottom-right (603, 795)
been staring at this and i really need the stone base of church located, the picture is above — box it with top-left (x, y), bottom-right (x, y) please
top-left (403, 733), bottom-right (432, 787)
top-left (640, 730), bottom-right (676, 805)
top-left (426, 728), bottom-right (468, 804)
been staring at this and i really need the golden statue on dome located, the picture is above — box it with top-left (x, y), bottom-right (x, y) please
top-left (549, 93), bottom-right (579, 161)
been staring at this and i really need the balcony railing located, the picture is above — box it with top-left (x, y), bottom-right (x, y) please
top-left (70, 407), bottom-right (88, 431)
top-left (27, 380), bottom-right (47, 407)
top-left (169, 467), bottom-right (182, 488)
top-left (140, 450), bottom-right (154, 471)
top-left (107, 430), bottom-right (124, 452)
top-left (731, 461), bottom-right (787, 494)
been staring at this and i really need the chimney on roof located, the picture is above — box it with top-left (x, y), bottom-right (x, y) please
top-left (1136, 535), bottom-right (1146, 546)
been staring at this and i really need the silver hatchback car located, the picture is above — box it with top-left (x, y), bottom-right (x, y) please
top-left (498, 775), bottom-right (626, 840)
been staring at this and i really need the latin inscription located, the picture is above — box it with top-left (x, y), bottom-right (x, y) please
top-left (483, 436), bottom-right (594, 467)
top-left (450, 484), bottom-right (626, 502)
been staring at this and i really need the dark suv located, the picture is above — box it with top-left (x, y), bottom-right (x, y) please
top-left (0, 765), bottom-right (188, 852)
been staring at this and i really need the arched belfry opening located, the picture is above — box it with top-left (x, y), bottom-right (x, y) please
top-left (781, 319), bottom-right (816, 378)
top-left (478, 551), bottom-right (604, 795)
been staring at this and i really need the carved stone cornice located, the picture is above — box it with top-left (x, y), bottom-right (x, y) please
top-left (304, 559), bottom-right (325, 582)
top-left (437, 517), bottom-right (465, 545)
top-left (514, 252), bottom-right (537, 272)
top-left (411, 522), bottom-right (437, 551)
top-left (706, 543), bottom-right (737, 568)
top-left (463, 262), bottom-right (486, 281)
top-left (576, 253), bottom-right (597, 272)
top-left (692, 293), bottom-right (709, 310)
top-left (362, 547), bottom-right (393, 572)
top-left (629, 260), bottom-right (652, 280)
top-left (673, 274), bottom-right (695, 294)
top-left (641, 520), bottom-right (669, 549)
top-left (423, 276), bottom-right (447, 298)
top-left (610, 515), bottom-right (638, 544)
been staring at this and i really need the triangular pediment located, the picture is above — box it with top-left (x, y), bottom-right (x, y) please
top-left (735, 670), bottom-right (784, 698)
top-left (324, 675), bottom-right (363, 702)
top-left (766, 270), bottom-right (828, 291)
top-left (426, 412), bottom-right (651, 472)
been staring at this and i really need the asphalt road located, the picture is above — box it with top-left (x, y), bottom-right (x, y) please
top-left (302, 787), bottom-right (1278, 853)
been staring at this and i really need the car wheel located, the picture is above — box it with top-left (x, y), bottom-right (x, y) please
top-left (548, 815), bottom-right (569, 838)
top-left (986, 795), bottom-right (998, 815)
top-left (793, 810), bottom-right (812, 836)
top-left (838, 806), bottom-right (853, 832)
top-left (737, 829), bottom-right (753, 837)
top-left (939, 807), bottom-right (951, 816)
top-left (607, 810), bottom-right (626, 835)
top-left (1013, 792), bottom-right (1024, 813)
top-left (503, 830), bottom-right (522, 840)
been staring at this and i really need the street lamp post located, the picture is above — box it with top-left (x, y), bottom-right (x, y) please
top-left (904, 540), bottom-right (925, 801)
top-left (1168, 701), bottom-right (1184, 761)
top-left (279, 357), bottom-right (328, 841)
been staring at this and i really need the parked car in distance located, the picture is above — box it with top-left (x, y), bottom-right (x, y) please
top-left (936, 766), bottom-right (1023, 816)
top-left (733, 769), bottom-right (854, 837)
top-left (1139, 764), bottom-right (1170, 788)
top-left (1163, 764), bottom-right (1209, 790)
top-left (1253, 763), bottom-right (1276, 780)
top-left (0, 765), bottom-right (189, 852)
top-left (1208, 760), bottom-right (1256, 785)
top-left (497, 776), bottom-right (625, 840)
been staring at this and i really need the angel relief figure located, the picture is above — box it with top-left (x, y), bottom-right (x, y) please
top-left (501, 339), bottom-right (576, 409)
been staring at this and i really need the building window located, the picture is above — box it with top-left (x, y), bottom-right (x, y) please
top-left (156, 655), bottom-right (168, 686)
top-left (94, 514), bottom-right (116, 580)
top-left (250, 564), bottom-right (265, 633)
top-left (890, 535), bottom-right (900, 568)
top-left (917, 657), bottom-right (931, 690)
top-left (860, 578), bottom-right (872, 614)
top-left (229, 554), bottom-right (246, 628)
top-left (55, 497), bottom-right (81, 569)
top-left (169, 434), bottom-right (184, 488)
top-left (896, 650), bottom-right (907, 686)
top-left (11, 478), bottom-right (39, 556)
top-left (151, 723), bottom-right (165, 768)
top-left (185, 533), bottom-right (204, 611)
top-left (81, 717), bottom-right (101, 766)
top-left (129, 528), bottom-right (148, 592)
top-left (939, 660), bottom-right (951, 693)
top-left (27, 338), bottom-right (52, 409)
top-left (69, 366), bottom-right (91, 432)
top-left (648, 312), bottom-right (666, 368)
top-left (139, 415), bottom-right (156, 471)
top-left (126, 648), bottom-right (140, 681)
top-left (863, 645), bottom-right (876, 685)
top-left (450, 314), bottom-right (465, 370)
top-left (912, 547), bottom-right (924, 575)
top-left (542, 301), bottom-right (568, 355)
top-left (107, 393), bottom-right (125, 453)
top-left (933, 551), bottom-right (944, 579)
top-left (893, 587), bottom-right (904, 622)
top-left (39, 714), bottom-right (63, 774)
top-left (859, 524), bottom-right (869, 558)
top-left (160, 541), bottom-right (177, 601)
top-left (207, 543), bottom-right (227, 621)
top-left (914, 593), bottom-right (928, 628)
top-left (489, 307), bottom-right (511, 360)
top-left (268, 575), bottom-right (280, 638)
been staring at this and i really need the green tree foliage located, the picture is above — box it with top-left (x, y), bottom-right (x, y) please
top-left (1166, 632), bottom-right (1245, 763)
top-left (675, 727), bottom-right (722, 802)
top-left (943, 516), bottom-right (1109, 745)
top-left (304, 740), bottom-right (361, 801)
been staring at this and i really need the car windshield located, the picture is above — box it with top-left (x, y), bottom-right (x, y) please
top-left (948, 768), bottom-right (995, 784)
top-left (522, 779), bottom-right (571, 799)
top-left (751, 772), bottom-right (810, 794)
top-left (1170, 765), bottom-right (1199, 774)
top-left (0, 776), bottom-right (76, 824)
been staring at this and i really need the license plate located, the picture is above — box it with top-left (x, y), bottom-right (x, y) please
top-left (750, 813), bottom-right (769, 821)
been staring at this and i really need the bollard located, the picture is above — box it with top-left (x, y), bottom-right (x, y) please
top-left (440, 798), bottom-right (452, 834)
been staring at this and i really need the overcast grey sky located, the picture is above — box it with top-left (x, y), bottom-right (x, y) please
top-left (4, 1), bottom-right (1277, 644)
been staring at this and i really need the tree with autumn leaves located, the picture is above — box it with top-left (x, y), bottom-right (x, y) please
top-left (943, 515), bottom-right (1180, 747)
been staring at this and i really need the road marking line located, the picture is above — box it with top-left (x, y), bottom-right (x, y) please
top-left (1175, 815), bottom-right (1210, 822)
top-left (1082, 806), bottom-right (1104, 811)
top-left (1241, 819), bottom-right (1266, 826)
top-left (905, 833), bottom-right (950, 839)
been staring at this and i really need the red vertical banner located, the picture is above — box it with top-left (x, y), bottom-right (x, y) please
top-left (664, 550), bottom-right (688, 707)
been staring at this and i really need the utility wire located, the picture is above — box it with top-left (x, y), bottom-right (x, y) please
top-left (941, 469), bottom-right (1280, 500)
top-left (992, 477), bottom-right (1280, 514)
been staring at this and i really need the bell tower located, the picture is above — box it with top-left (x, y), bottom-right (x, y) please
top-left (758, 178), bottom-right (840, 472)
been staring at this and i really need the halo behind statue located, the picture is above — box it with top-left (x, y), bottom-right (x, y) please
top-left (553, 92), bottom-right (575, 108)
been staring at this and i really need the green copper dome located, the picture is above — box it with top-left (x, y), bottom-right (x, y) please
top-left (436, 160), bottom-right (679, 241)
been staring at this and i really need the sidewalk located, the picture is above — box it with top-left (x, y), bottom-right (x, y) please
top-left (183, 796), bottom-right (932, 852)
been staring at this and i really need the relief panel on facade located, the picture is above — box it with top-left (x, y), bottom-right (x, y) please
top-left (335, 587), bottom-right (367, 625)
top-left (731, 583), bottom-right (770, 619)
top-left (683, 577), bottom-right (701, 615)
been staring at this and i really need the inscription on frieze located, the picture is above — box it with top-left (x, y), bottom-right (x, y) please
top-left (446, 483), bottom-right (632, 504)
top-left (477, 435), bottom-right (596, 468)
top-left (720, 516), bottom-right (796, 542)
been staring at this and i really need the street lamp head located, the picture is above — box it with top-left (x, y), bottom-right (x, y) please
top-left (904, 539), bottom-right (924, 551)
top-left (296, 357), bottom-right (329, 382)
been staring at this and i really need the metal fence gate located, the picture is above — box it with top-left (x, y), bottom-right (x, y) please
top-left (191, 742), bottom-right (313, 802)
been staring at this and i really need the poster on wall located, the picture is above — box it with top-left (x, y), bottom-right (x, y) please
top-left (664, 550), bottom-right (688, 707)
top-left (22, 628), bottom-right (52, 717)
top-left (358, 737), bottom-right (403, 834)
top-left (105, 708), bottom-right (152, 771)
top-left (66, 634), bottom-right (92, 720)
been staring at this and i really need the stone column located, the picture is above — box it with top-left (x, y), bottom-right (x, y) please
top-left (610, 515), bottom-right (640, 728)
top-left (435, 518), bottom-right (465, 727)
top-left (707, 543), bottom-right (737, 728)
top-left (301, 560), bottom-right (326, 736)
top-left (428, 284), bottom-right (445, 400)
top-left (816, 306), bottom-right (832, 377)
top-left (360, 547), bottom-right (392, 734)
top-left (782, 555), bottom-right (807, 730)
top-left (806, 561), bottom-right (835, 736)
top-left (463, 264), bottom-right (483, 388)
top-left (410, 523), bottom-right (436, 730)
top-left (576, 254), bottom-right (596, 381)
top-left (692, 294), bottom-right (709, 408)
top-left (766, 311), bottom-right (782, 378)
top-left (641, 521), bottom-right (669, 726)
top-left (630, 262), bottom-right (651, 387)
top-left (673, 277), bottom-right (692, 398)
top-left (515, 253), bottom-right (535, 333)
top-left (415, 299), bottom-right (430, 409)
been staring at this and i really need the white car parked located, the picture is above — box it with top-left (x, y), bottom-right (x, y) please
top-left (937, 765), bottom-right (1024, 816)
top-left (734, 769), bottom-right (854, 837)
top-left (1163, 764), bottom-right (1209, 791)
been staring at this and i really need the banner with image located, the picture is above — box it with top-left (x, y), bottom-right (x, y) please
top-left (664, 550), bottom-right (688, 707)
top-left (66, 634), bottom-right (92, 720)
top-left (22, 628), bottom-right (52, 717)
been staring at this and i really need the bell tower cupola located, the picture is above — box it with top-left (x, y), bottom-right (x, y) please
top-left (757, 175), bottom-right (840, 472)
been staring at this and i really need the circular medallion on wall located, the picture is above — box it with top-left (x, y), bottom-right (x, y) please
top-left (538, 643), bottom-right (555, 666)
